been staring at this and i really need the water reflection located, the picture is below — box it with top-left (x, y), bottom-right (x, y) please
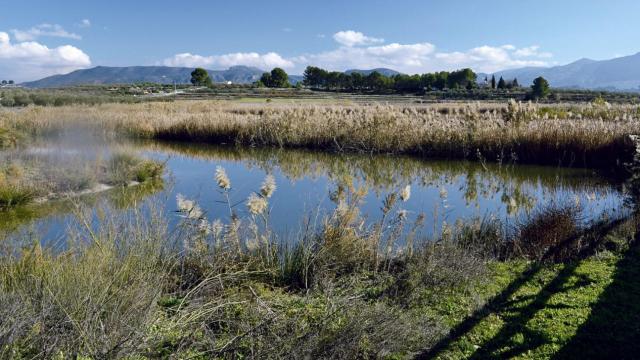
top-left (1, 139), bottom-right (628, 241)
top-left (142, 141), bottom-right (622, 215)
top-left (0, 179), bottom-right (165, 240)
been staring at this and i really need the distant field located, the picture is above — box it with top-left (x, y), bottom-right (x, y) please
top-left (3, 84), bottom-right (640, 107)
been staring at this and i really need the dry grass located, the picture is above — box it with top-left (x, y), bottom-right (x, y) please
top-left (4, 100), bottom-right (640, 168)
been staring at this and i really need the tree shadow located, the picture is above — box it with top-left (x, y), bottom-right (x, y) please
top-left (552, 245), bottom-right (640, 359)
top-left (416, 217), bottom-right (632, 359)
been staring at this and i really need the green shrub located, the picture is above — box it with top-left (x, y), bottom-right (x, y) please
top-left (0, 184), bottom-right (35, 208)
top-left (106, 152), bottom-right (163, 185)
top-left (135, 160), bottom-right (165, 182)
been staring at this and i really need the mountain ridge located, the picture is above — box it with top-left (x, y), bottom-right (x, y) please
top-left (22, 65), bottom-right (266, 88)
top-left (492, 52), bottom-right (640, 90)
top-left (20, 52), bottom-right (640, 91)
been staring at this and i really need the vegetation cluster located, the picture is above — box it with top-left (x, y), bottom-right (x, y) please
top-left (0, 162), bottom-right (635, 358)
top-left (0, 149), bottom-right (163, 209)
top-left (8, 100), bottom-right (637, 170)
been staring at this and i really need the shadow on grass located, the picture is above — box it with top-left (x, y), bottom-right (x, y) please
top-left (417, 217), bottom-right (633, 359)
top-left (552, 246), bottom-right (640, 359)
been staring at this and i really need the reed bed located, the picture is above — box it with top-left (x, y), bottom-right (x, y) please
top-left (4, 100), bottom-right (640, 169)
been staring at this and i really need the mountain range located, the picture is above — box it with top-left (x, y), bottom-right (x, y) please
top-left (19, 52), bottom-right (640, 91)
top-left (22, 65), bottom-right (268, 88)
top-left (491, 52), bottom-right (640, 91)
top-left (345, 68), bottom-right (402, 77)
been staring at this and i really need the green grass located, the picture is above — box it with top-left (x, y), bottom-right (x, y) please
top-left (0, 184), bottom-right (35, 208)
top-left (428, 248), bottom-right (640, 359)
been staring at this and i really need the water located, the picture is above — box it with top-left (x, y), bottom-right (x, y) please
top-left (0, 139), bottom-right (628, 243)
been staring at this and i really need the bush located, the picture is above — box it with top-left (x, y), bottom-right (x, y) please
top-left (0, 184), bottom-right (35, 208)
top-left (106, 152), bottom-right (164, 185)
top-left (508, 203), bottom-right (582, 261)
top-left (0, 206), bottom-right (168, 358)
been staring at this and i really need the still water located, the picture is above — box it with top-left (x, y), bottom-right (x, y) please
top-left (0, 139), bottom-right (628, 243)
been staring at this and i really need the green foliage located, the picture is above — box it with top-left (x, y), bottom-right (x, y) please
top-left (270, 67), bottom-right (290, 88)
top-left (531, 76), bottom-right (551, 99)
top-left (0, 87), bottom-right (146, 107)
top-left (497, 76), bottom-right (507, 89)
top-left (107, 152), bottom-right (164, 185)
top-left (190, 67), bottom-right (212, 87)
top-left (448, 68), bottom-right (477, 90)
top-left (260, 68), bottom-right (291, 88)
top-left (135, 160), bottom-right (165, 182)
top-left (259, 72), bottom-right (272, 87)
top-left (301, 65), bottom-right (477, 93)
top-left (0, 184), bottom-right (35, 208)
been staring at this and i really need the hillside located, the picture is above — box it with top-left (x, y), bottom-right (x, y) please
top-left (493, 53), bottom-right (640, 91)
top-left (345, 68), bottom-right (402, 76)
top-left (22, 65), bottom-right (266, 88)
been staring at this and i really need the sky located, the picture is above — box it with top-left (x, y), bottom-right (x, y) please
top-left (2, 0), bottom-right (640, 82)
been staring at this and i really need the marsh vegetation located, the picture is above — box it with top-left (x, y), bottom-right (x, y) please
top-left (5, 100), bottom-right (640, 169)
top-left (0, 100), bottom-right (639, 358)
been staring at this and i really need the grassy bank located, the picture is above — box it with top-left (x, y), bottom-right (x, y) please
top-left (4, 100), bottom-right (640, 170)
top-left (0, 150), bottom-right (163, 209)
top-left (0, 166), bottom-right (637, 358)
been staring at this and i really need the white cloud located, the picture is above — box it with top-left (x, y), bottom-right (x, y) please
top-left (513, 45), bottom-right (552, 58)
top-left (333, 30), bottom-right (384, 47)
top-left (78, 19), bottom-right (91, 28)
top-left (11, 24), bottom-right (81, 41)
top-left (434, 45), bottom-right (549, 73)
top-left (293, 42), bottom-right (436, 72)
top-left (160, 30), bottom-right (553, 75)
top-left (0, 32), bottom-right (91, 82)
top-left (162, 52), bottom-right (294, 69)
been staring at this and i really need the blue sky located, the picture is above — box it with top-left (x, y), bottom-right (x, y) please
top-left (2, 0), bottom-right (640, 81)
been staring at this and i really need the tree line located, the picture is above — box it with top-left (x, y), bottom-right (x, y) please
top-left (189, 65), bottom-right (551, 99)
top-left (301, 66), bottom-right (479, 93)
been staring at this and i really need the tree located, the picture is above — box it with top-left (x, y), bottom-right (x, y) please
top-left (497, 76), bottom-right (506, 89)
top-left (466, 80), bottom-right (475, 90)
top-left (259, 68), bottom-right (291, 88)
top-left (365, 71), bottom-right (388, 92)
top-left (433, 72), bottom-right (449, 90)
top-left (448, 68), bottom-right (476, 89)
top-left (512, 78), bottom-right (519, 88)
top-left (303, 66), bottom-right (328, 88)
top-left (190, 68), bottom-right (212, 87)
top-left (491, 75), bottom-right (496, 89)
top-left (259, 72), bottom-right (273, 87)
top-left (269, 67), bottom-right (290, 88)
top-left (531, 76), bottom-right (550, 99)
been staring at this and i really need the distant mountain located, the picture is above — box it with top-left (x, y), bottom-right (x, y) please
top-left (345, 68), bottom-right (402, 77)
top-left (22, 65), bottom-right (266, 88)
top-left (492, 53), bottom-right (640, 91)
top-left (288, 75), bottom-right (304, 84)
